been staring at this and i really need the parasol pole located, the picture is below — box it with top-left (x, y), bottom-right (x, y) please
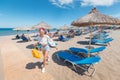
top-left (88, 23), bottom-right (93, 57)
top-left (98, 25), bottom-right (101, 40)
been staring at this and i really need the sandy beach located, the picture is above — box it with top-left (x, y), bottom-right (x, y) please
top-left (0, 29), bottom-right (120, 80)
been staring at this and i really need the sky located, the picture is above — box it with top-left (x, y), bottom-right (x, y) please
top-left (0, 0), bottom-right (120, 28)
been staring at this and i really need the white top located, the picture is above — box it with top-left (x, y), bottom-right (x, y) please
top-left (38, 35), bottom-right (49, 45)
top-left (38, 35), bottom-right (57, 47)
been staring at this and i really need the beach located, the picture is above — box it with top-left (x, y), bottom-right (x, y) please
top-left (0, 29), bottom-right (120, 80)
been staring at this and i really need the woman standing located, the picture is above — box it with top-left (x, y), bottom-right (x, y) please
top-left (34, 28), bottom-right (57, 73)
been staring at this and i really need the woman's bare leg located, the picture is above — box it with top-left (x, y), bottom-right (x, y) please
top-left (42, 50), bottom-right (49, 68)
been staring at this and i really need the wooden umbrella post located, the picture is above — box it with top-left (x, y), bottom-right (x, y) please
top-left (88, 23), bottom-right (93, 57)
top-left (98, 25), bottom-right (101, 40)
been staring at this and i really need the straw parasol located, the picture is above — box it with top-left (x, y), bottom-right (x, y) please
top-left (13, 27), bottom-right (22, 31)
top-left (32, 21), bottom-right (51, 30)
top-left (72, 8), bottom-right (120, 26)
top-left (21, 26), bottom-right (33, 31)
top-left (69, 26), bottom-right (80, 30)
top-left (13, 27), bottom-right (23, 35)
top-left (14, 26), bottom-right (33, 31)
top-left (71, 7), bottom-right (120, 57)
top-left (21, 26), bottom-right (34, 35)
top-left (59, 24), bottom-right (69, 30)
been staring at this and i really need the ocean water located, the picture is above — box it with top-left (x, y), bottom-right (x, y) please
top-left (0, 28), bottom-right (57, 36)
top-left (0, 28), bottom-right (38, 36)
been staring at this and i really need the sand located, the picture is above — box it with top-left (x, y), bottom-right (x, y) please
top-left (0, 30), bottom-right (120, 80)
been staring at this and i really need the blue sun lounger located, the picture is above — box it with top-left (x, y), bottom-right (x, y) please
top-left (57, 51), bottom-right (101, 76)
top-left (69, 46), bottom-right (106, 55)
top-left (85, 46), bottom-right (106, 54)
top-left (93, 37), bottom-right (113, 45)
top-left (92, 34), bottom-right (109, 39)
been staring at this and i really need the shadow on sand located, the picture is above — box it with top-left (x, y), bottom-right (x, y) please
top-left (77, 41), bottom-right (107, 46)
top-left (85, 37), bottom-right (91, 39)
top-left (17, 40), bottom-right (28, 43)
top-left (11, 38), bottom-right (19, 40)
top-left (26, 44), bottom-right (34, 49)
top-left (77, 41), bottom-right (89, 45)
top-left (53, 39), bottom-right (59, 41)
top-left (26, 62), bottom-right (42, 69)
top-left (52, 50), bottom-right (87, 76)
top-left (52, 50), bottom-right (66, 66)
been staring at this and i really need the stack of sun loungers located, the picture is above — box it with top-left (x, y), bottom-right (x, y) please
top-left (91, 31), bottom-right (114, 45)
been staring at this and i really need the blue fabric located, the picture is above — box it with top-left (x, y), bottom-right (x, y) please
top-left (57, 51), bottom-right (101, 64)
top-left (69, 46), bottom-right (106, 54)
top-left (92, 33), bottom-right (109, 39)
top-left (21, 36), bottom-right (28, 41)
top-left (36, 44), bottom-right (42, 49)
top-left (69, 47), bottom-right (88, 53)
top-left (89, 46), bottom-right (106, 53)
top-left (92, 37), bottom-right (113, 44)
top-left (59, 35), bottom-right (69, 41)
top-left (75, 56), bottom-right (101, 64)
top-left (95, 37), bottom-right (113, 44)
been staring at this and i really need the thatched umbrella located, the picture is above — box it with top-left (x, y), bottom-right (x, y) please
top-left (32, 21), bottom-right (51, 30)
top-left (13, 27), bottom-right (22, 31)
top-left (72, 8), bottom-right (120, 26)
top-left (13, 27), bottom-right (23, 35)
top-left (20, 26), bottom-right (34, 35)
top-left (21, 26), bottom-right (33, 31)
top-left (59, 24), bottom-right (70, 30)
top-left (69, 26), bottom-right (81, 30)
top-left (71, 8), bottom-right (120, 57)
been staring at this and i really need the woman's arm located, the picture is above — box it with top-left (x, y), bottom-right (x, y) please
top-left (34, 42), bottom-right (38, 48)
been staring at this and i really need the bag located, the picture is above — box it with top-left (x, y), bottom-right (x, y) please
top-left (32, 48), bottom-right (42, 59)
top-left (46, 35), bottom-right (57, 47)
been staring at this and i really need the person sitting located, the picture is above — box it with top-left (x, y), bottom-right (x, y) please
top-left (67, 29), bottom-right (75, 38)
top-left (58, 34), bottom-right (69, 41)
top-left (54, 30), bottom-right (60, 37)
top-left (21, 34), bottom-right (29, 42)
top-left (16, 34), bottom-right (20, 39)
top-left (26, 34), bottom-right (32, 41)
top-left (75, 30), bottom-right (82, 36)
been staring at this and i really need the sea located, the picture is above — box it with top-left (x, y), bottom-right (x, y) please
top-left (0, 28), bottom-right (57, 36)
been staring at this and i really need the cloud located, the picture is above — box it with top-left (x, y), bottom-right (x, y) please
top-left (50, 0), bottom-right (120, 8)
top-left (80, 0), bottom-right (120, 7)
top-left (49, 0), bottom-right (74, 8)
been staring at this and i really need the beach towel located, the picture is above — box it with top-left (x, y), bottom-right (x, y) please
top-left (46, 35), bottom-right (57, 47)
